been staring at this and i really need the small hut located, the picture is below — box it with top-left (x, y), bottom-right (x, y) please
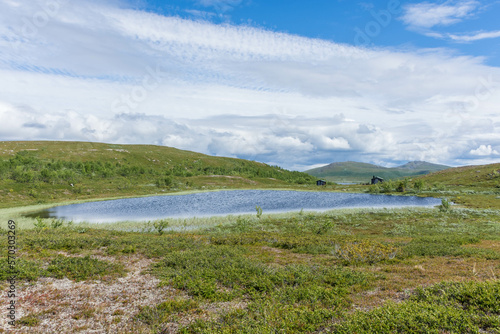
top-left (316, 179), bottom-right (327, 186)
top-left (371, 176), bottom-right (384, 184)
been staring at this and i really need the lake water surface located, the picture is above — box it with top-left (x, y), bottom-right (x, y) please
top-left (28, 190), bottom-right (442, 223)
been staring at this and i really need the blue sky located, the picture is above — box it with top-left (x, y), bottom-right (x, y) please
top-left (0, 0), bottom-right (499, 170)
top-left (138, 0), bottom-right (500, 65)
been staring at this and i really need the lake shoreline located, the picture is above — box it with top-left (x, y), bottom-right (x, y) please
top-left (23, 189), bottom-right (442, 224)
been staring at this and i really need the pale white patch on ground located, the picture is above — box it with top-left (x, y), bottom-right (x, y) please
top-left (0, 256), bottom-right (179, 333)
top-left (0, 255), bottom-right (248, 333)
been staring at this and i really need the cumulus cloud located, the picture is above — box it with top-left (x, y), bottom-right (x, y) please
top-left (470, 145), bottom-right (499, 156)
top-left (0, 0), bottom-right (499, 169)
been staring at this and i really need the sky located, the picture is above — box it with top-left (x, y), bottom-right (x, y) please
top-left (0, 0), bottom-right (499, 170)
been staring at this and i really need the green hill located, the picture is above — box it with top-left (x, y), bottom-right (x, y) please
top-left (0, 141), bottom-right (316, 208)
top-left (306, 161), bottom-right (450, 183)
top-left (356, 162), bottom-right (500, 209)
top-left (418, 162), bottom-right (500, 188)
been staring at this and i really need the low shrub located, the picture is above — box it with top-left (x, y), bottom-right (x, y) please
top-left (401, 235), bottom-right (480, 258)
top-left (46, 255), bottom-right (125, 281)
top-left (333, 240), bottom-right (398, 265)
top-left (333, 281), bottom-right (500, 333)
top-left (137, 298), bottom-right (200, 327)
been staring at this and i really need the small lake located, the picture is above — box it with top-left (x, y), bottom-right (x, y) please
top-left (27, 190), bottom-right (442, 223)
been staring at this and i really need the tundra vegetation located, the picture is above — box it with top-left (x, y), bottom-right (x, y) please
top-left (0, 142), bottom-right (316, 208)
top-left (0, 141), bottom-right (499, 333)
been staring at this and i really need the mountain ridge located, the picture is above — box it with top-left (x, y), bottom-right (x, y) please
top-left (306, 160), bottom-right (450, 182)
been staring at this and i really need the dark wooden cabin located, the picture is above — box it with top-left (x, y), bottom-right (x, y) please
top-left (371, 176), bottom-right (384, 184)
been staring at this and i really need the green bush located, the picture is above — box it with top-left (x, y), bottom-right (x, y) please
top-left (153, 219), bottom-right (169, 235)
top-left (33, 217), bottom-right (47, 231)
top-left (396, 179), bottom-right (409, 192)
top-left (439, 198), bottom-right (452, 212)
top-left (255, 205), bottom-right (263, 219)
top-left (334, 300), bottom-right (480, 333)
top-left (50, 218), bottom-right (64, 229)
top-left (414, 179), bottom-right (425, 191)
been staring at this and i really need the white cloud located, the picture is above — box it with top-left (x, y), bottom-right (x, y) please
top-left (422, 30), bottom-right (500, 42)
top-left (400, 1), bottom-right (500, 44)
top-left (317, 136), bottom-right (351, 150)
top-left (448, 30), bottom-right (500, 42)
top-left (0, 0), bottom-right (499, 169)
top-left (470, 145), bottom-right (499, 156)
top-left (401, 1), bottom-right (479, 29)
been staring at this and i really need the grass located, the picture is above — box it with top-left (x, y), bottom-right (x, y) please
top-left (2, 205), bottom-right (499, 333)
top-left (333, 281), bottom-right (500, 333)
top-left (46, 255), bottom-right (125, 282)
top-left (1, 141), bottom-right (500, 332)
top-left (136, 298), bottom-right (202, 331)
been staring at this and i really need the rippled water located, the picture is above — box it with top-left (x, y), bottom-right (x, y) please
top-left (28, 190), bottom-right (441, 223)
top-left (30, 190), bottom-right (440, 222)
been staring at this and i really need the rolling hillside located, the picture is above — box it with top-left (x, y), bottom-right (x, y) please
top-left (306, 161), bottom-right (450, 183)
top-left (415, 162), bottom-right (500, 209)
top-left (0, 141), bottom-right (316, 208)
top-left (418, 162), bottom-right (500, 188)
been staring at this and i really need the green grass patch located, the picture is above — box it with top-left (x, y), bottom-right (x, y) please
top-left (0, 257), bottom-right (45, 281)
top-left (153, 245), bottom-right (369, 304)
top-left (46, 255), bottom-right (125, 281)
top-left (137, 298), bottom-right (201, 329)
top-left (333, 280), bottom-right (500, 333)
top-left (400, 235), bottom-right (500, 259)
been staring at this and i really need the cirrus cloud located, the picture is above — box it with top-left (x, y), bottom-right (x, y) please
top-left (401, 0), bottom-right (480, 29)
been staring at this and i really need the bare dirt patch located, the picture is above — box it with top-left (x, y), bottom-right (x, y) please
top-left (1, 256), bottom-right (181, 333)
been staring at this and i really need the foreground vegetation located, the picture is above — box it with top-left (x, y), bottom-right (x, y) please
top-left (2, 206), bottom-right (499, 333)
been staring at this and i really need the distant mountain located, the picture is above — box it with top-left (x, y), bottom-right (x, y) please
top-left (305, 161), bottom-right (450, 183)
top-left (398, 161), bottom-right (449, 171)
